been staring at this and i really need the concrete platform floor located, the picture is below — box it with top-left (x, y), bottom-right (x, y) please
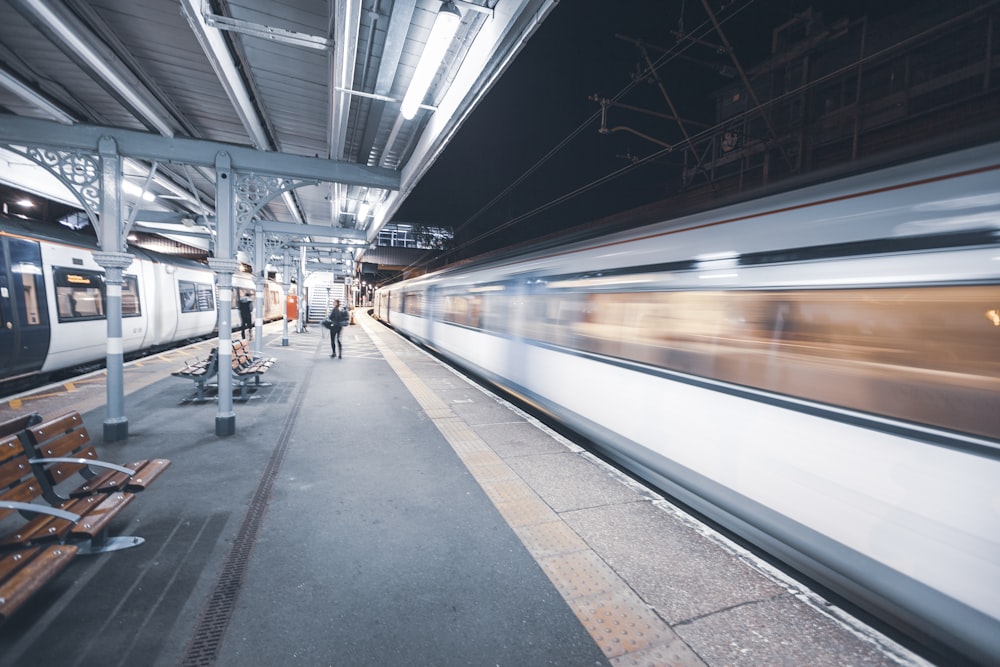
top-left (0, 312), bottom-right (931, 667)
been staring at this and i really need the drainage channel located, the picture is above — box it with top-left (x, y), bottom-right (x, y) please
top-left (180, 342), bottom-right (318, 666)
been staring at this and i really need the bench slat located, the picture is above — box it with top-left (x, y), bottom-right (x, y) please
top-left (0, 437), bottom-right (31, 489)
top-left (69, 458), bottom-right (171, 496)
top-left (0, 413), bottom-right (42, 439)
top-left (0, 545), bottom-right (78, 622)
top-left (60, 492), bottom-right (135, 540)
top-left (0, 504), bottom-right (74, 546)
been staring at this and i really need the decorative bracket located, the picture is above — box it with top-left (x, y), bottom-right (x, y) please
top-left (2, 144), bottom-right (102, 229)
top-left (234, 172), bottom-right (316, 238)
top-left (238, 228), bottom-right (286, 270)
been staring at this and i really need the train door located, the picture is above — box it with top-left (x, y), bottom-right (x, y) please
top-left (0, 236), bottom-right (50, 379)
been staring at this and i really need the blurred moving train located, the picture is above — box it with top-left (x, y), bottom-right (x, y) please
top-left (0, 216), bottom-right (283, 386)
top-left (376, 142), bottom-right (1000, 664)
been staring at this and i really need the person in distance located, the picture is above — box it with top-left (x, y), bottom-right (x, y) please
top-left (326, 299), bottom-right (349, 358)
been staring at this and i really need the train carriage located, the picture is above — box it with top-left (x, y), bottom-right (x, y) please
top-left (375, 140), bottom-right (1000, 665)
top-left (0, 217), bottom-right (284, 386)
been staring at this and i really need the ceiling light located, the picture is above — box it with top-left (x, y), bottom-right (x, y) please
top-left (400, 1), bottom-right (462, 120)
top-left (16, 198), bottom-right (34, 208)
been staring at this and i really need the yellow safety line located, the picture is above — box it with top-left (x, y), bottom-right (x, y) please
top-left (358, 315), bottom-right (705, 667)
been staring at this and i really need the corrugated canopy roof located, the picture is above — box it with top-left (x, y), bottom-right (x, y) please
top-left (0, 0), bottom-right (557, 270)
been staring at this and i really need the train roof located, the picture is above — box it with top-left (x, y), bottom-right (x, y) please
top-left (0, 215), bottom-right (212, 271)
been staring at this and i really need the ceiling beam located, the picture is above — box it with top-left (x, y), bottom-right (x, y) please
top-left (9, 0), bottom-right (179, 137)
top-left (279, 240), bottom-right (358, 250)
top-left (0, 114), bottom-right (400, 190)
top-left (180, 0), bottom-right (269, 149)
top-left (0, 64), bottom-right (77, 124)
top-left (257, 220), bottom-right (366, 240)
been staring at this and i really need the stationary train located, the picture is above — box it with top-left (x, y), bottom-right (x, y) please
top-left (0, 216), bottom-right (283, 387)
top-left (375, 142), bottom-right (1000, 665)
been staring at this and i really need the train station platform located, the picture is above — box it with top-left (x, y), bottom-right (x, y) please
top-left (0, 312), bottom-right (929, 667)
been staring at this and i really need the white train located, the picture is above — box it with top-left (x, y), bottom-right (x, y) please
top-left (0, 217), bottom-right (283, 386)
top-left (375, 141), bottom-right (1000, 665)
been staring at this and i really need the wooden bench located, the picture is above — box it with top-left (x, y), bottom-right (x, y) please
top-left (0, 411), bottom-right (169, 554)
top-left (171, 347), bottom-right (219, 402)
top-left (25, 411), bottom-right (170, 501)
top-left (1, 434), bottom-right (81, 623)
top-left (230, 339), bottom-right (276, 401)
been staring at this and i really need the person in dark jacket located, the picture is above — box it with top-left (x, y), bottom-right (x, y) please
top-left (327, 299), bottom-right (349, 358)
top-left (238, 295), bottom-right (254, 340)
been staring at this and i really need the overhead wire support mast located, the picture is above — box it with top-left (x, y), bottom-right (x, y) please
top-left (696, 0), bottom-right (796, 174)
top-left (628, 37), bottom-right (712, 182)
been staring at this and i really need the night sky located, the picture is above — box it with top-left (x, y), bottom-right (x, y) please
top-left (394, 0), bottom-right (940, 263)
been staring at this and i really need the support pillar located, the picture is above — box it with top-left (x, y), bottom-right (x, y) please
top-left (212, 153), bottom-right (237, 436)
top-left (281, 252), bottom-right (291, 346)
top-left (253, 225), bottom-right (266, 357)
top-left (298, 246), bottom-right (307, 332)
top-left (93, 252), bottom-right (132, 441)
top-left (95, 136), bottom-right (130, 442)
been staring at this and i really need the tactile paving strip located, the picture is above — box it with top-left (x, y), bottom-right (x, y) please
top-left (360, 315), bottom-right (706, 667)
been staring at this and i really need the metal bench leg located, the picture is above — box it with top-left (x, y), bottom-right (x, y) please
top-left (76, 531), bottom-right (146, 555)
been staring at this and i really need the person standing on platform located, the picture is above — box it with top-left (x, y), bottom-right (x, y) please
top-left (238, 294), bottom-right (254, 340)
top-left (327, 299), bottom-right (349, 358)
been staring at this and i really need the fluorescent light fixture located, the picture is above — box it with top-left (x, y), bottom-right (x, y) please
top-left (122, 180), bottom-right (155, 202)
top-left (16, 198), bottom-right (34, 208)
top-left (281, 190), bottom-right (303, 224)
top-left (400, 1), bottom-right (462, 120)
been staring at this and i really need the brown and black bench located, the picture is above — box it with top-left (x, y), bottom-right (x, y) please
top-left (24, 411), bottom-right (170, 501)
top-left (230, 339), bottom-right (276, 400)
top-left (0, 433), bottom-right (80, 622)
top-left (171, 346), bottom-right (219, 402)
top-left (0, 411), bottom-right (170, 554)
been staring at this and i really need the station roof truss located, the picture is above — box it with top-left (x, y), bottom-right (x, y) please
top-left (0, 0), bottom-right (558, 266)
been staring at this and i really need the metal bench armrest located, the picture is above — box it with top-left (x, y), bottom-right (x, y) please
top-left (29, 457), bottom-right (136, 477)
top-left (0, 500), bottom-right (81, 523)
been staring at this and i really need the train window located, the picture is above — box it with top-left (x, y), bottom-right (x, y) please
top-left (576, 286), bottom-right (1000, 441)
top-left (479, 294), bottom-right (506, 334)
top-left (518, 293), bottom-right (585, 346)
top-left (53, 268), bottom-right (105, 322)
top-left (122, 276), bottom-right (141, 317)
top-left (403, 291), bottom-right (423, 317)
top-left (197, 284), bottom-right (214, 311)
top-left (179, 281), bottom-right (198, 313)
top-left (232, 287), bottom-right (254, 309)
top-left (9, 238), bottom-right (45, 327)
top-left (14, 264), bottom-right (43, 326)
top-left (53, 268), bottom-right (141, 322)
top-left (180, 281), bottom-right (215, 312)
top-left (442, 293), bottom-right (481, 328)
